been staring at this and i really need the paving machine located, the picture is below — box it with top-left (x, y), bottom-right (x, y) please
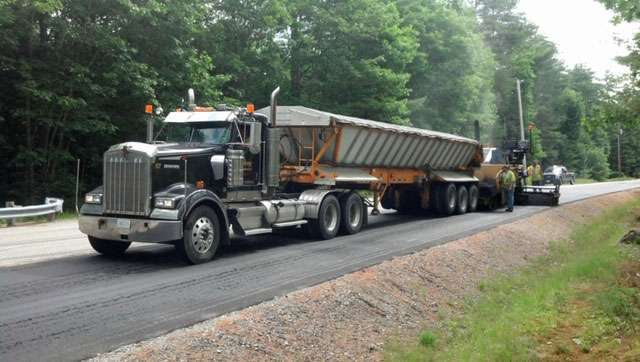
top-left (504, 141), bottom-right (560, 206)
top-left (475, 140), bottom-right (560, 208)
top-left (504, 140), bottom-right (560, 206)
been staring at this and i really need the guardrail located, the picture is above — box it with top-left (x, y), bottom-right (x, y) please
top-left (0, 198), bottom-right (64, 226)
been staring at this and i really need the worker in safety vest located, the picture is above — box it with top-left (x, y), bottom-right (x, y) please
top-left (527, 160), bottom-right (543, 186)
top-left (497, 165), bottom-right (516, 212)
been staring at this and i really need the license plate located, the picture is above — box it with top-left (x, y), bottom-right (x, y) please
top-left (116, 218), bottom-right (131, 230)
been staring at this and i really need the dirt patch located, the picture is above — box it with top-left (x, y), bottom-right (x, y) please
top-left (92, 190), bottom-right (640, 362)
top-left (620, 260), bottom-right (640, 290)
top-left (536, 259), bottom-right (640, 362)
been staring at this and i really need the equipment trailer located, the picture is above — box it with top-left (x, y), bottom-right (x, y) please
top-left (79, 88), bottom-right (492, 264)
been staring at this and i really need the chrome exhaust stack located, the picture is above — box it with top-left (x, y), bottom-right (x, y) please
top-left (146, 117), bottom-right (154, 143)
top-left (270, 86), bottom-right (280, 127)
top-left (263, 87), bottom-right (282, 195)
top-left (187, 88), bottom-right (196, 111)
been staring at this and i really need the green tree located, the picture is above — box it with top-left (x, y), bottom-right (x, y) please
top-left (399, 0), bottom-right (496, 138)
top-left (598, 0), bottom-right (640, 22)
top-left (595, 1), bottom-right (640, 176)
top-left (202, 0), bottom-right (289, 107)
top-left (283, 0), bottom-right (417, 124)
top-left (528, 127), bottom-right (546, 161)
top-left (0, 0), bottom-right (227, 203)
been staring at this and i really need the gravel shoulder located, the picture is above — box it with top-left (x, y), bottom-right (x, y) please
top-left (92, 189), bottom-right (640, 361)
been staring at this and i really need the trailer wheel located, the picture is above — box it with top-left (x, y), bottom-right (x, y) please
top-left (438, 183), bottom-right (457, 215)
top-left (176, 206), bottom-right (220, 264)
top-left (89, 236), bottom-right (131, 257)
top-left (309, 194), bottom-right (341, 240)
top-left (339, 192), bottom-right (364, 235)
top-left (467, 184), bottom-right (479, 212)
top-left (456, 186), bottom-right (468, 215)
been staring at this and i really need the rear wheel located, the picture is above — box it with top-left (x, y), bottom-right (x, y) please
top-left (89, 236), bottom-right (131, 257)
top-left (176, 206), bottom-right (220, 264)
top-left (437, 183), bottom-right (457, 215)
top-left (309, 195), bottom-right (341, 240)
top-left (467, 184), bottom-right (479, 212)
top-left (339, 192), bottom-right (364, 235)
top-left (456, 186), bottom-right (468, 215)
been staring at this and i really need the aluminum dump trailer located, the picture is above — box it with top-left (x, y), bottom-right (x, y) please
top-left (260, 106), bottom-right (482, 187)
top-left (255, 105), bottom-right (483, 216)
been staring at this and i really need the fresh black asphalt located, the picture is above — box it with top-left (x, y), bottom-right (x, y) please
top-left (1, 181), bottom-right (639, 361)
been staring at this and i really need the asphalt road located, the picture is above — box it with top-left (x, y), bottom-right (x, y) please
top-left (1, 180), bottom-right (639, 361)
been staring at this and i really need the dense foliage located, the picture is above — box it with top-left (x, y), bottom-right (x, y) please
top-left (0, 0), bottom-right (637, 205)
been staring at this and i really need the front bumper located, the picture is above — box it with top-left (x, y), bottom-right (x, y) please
top-left (79, 215), bottom-right (182, 243)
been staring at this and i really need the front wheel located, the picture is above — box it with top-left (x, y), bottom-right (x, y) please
top-left (89, 236), bottom-right (131, 257)
top-left (176, 206), bottom-right (221, 264)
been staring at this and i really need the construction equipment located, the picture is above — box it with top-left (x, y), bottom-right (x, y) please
top-left (503, 140), bottom-right (560, 206)
top-left (475, 140), bottom-right (559, 208)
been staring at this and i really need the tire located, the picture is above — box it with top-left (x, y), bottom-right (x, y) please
top-left (467, 184), bottom-right (479, 212)
top-left (89, 236), bottom-right (131, 257)
top-left (309, 194), bottom-right (341, 240)
top-left (456, 186), bottom-right (468, 215)
top-left (176, 206), bottom-right (221, 264)
top-left (569, 178), bottom-right (575, 185)
top-left (339, 192), bottom-right (364, 235)
top-left (437, 183), bottom-right (457, 215)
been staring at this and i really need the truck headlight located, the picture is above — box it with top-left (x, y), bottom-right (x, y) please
top-left (84, 193), bottom-right (103, 204)
top-left (154, 197), bottom-right (176, 209)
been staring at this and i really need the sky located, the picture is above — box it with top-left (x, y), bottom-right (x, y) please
top-left (516, 0), bottom-right (639, 79)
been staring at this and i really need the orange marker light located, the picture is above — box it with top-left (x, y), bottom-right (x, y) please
top-left (145, 104), bottom-right (153, 114)
top-left (246, 103), bottom-right (255, 113)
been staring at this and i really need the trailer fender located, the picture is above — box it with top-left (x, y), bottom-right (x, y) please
top-left (299, 189), bottom-right (343, 219)
top-left (178, 190), bottom-right (230, 244)
top-left (431, 171), bottom-right (479, 183)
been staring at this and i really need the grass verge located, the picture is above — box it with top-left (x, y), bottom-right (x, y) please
top-left (386, 197), bottom-right (640, 361)
top-left (575, 176), bottom-right (635, 184)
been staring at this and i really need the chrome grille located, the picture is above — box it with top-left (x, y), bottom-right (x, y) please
top-left (103, 149), bottom-right (151, 216)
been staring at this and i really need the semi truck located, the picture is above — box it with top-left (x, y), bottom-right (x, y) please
top-left (79, 88), bottom-right (489, 264)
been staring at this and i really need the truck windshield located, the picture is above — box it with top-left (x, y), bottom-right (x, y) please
top-left (162, 123), bottom-right (231, 144)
